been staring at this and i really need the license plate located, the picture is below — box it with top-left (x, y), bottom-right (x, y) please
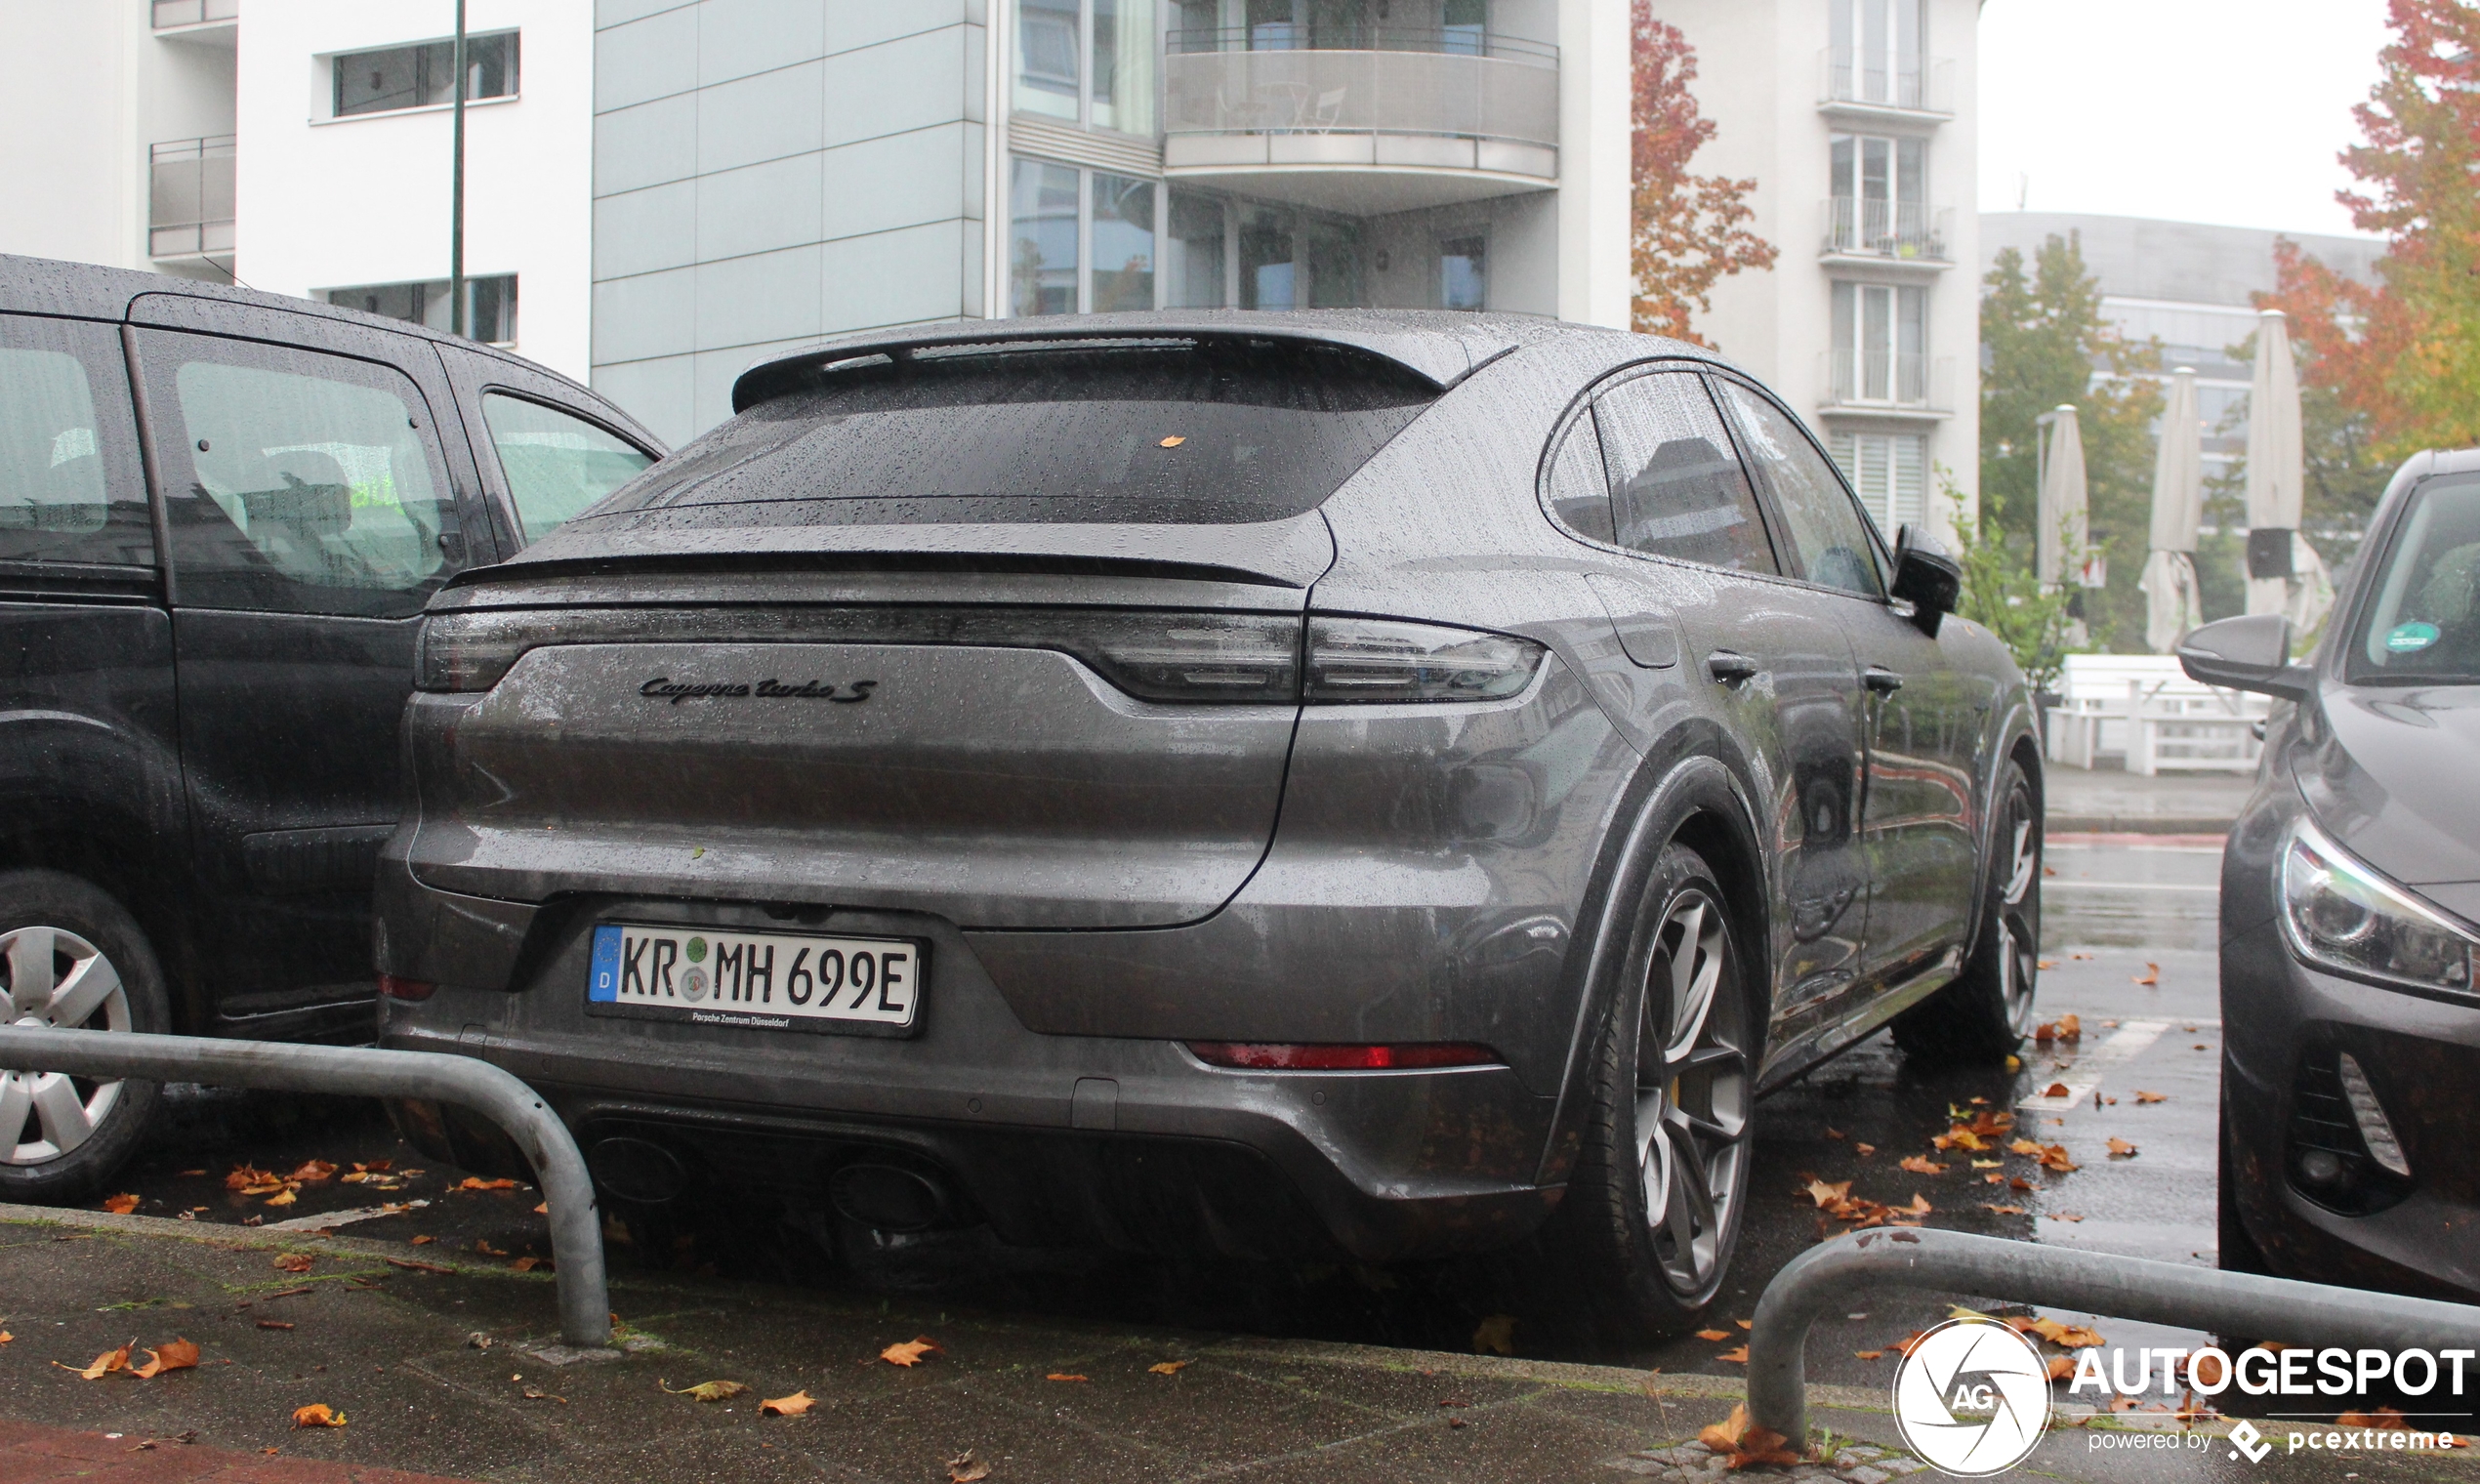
top-left (585, 923), bottom-right (921, 1034)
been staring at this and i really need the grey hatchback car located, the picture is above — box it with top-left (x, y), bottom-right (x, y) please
top-left (374, 312), bottom-right (2044, 1335)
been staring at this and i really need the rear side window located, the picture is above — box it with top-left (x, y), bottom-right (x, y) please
top-left (587, 341), bottom-right (1436, 527)
top-left (0, 315), bottom-right (151, 566)
top-left (479, 393), bottom-right (652, 542)
top-left (1590, 370), bottom-right (1777, 574)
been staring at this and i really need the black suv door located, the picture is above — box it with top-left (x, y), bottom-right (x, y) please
top-left (128, 299), bottom-right (498, 1037)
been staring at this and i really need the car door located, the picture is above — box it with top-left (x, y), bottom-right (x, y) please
top-left (1711, 376), bottom-right (1984, 990)
top-left (1564, 366), bottom-right (1870, 1052)
top-left (128, 302), bottom-right (495, 1034)
top-left (434, 346), bottom-right (659, 554)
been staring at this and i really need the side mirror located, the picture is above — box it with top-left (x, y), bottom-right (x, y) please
top-left (1889, 524), bottom-right (1963, 637)
top-left (2176, 613), bottom-right (2315, 702)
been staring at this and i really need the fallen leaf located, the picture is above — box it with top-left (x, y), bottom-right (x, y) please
top-left (1047, 1373), bottom-right (1089, 1382)
top-left (509, 1256), bottom-right (545, 1273)
top-left (2048, 1213), bottom-right (2086, 1223)
top-left (263, 1189), bottom-right (297, 1208)
top-left (455, 1177), bottom-right (518, 1192)
top-left (1804, 1178), bottom-right (1851, 1208)
top-left (881, 1338), bottom-right (943, 1367)
top-left (1971, 1158), bottom-right (2003, 1169)
top-left (133, 1340), bottom-right (199, 1379)
top-left (288, 1161), bottom-right (338, 1183)
top-left (2338, 1407), bottom-right (2408, 1428)
top-left (2008, 1137), bottom-right (2045, 1156)
top-left (273, 1253), bottom-right (313, 1273)
top-left (660, 1379), bottom-right (749, 1402)
top-left (520, 1386), bottom-right (565, 1403)
top-left (475, 1240), bottom-right (510, 1257)
top-left (1699, 1402), bottom-right (1800, 1466)
top-left (1903, 1193), bottom-right (1933, 1216)
top-left (226, 1166), bottom-right (275, 1191)
top-left (1898, 1155), bottom-right (1946, 1175)
top-left (256, 1321), bottom-right (294, 1331)
top-left (1854, 1142), bottom-right (1876, 1156)
top-left (2057, 1013), bottom-right (2082, 1040)
top-left (292, 1404), bottom-right (346, 1428)
top-left (2108, 1394), bottom-right (2140, 1413)
top-left (533, 1202), bottom-right (549, 1215)
top-left (2046, 1355), bottom-right (2076, 1381)
top-left (1981, 1204), bottom-right (2027, 1216)
top-left (948, 1450), bottom-right (992, 1483)
top-left (2010, 1176), bottom-right (2035, 1191)
top-left (761, 1390), bottom-right (815, 1417)
top-left (2106, 1137), bottom-right (2139, 1159)
top-left (1854, 1349), bottom-right (1883, 1361)
top-left (1158, 435), bottom-right (1185, 447)
top-left (1824, 1126), bottom-right (1846, 1139)
top-left (1889, 1331), bottom-right (1930, 1357)
top-left (408, 1235), bottom-right (434, 1246)
top-left (103, 1193), bottom-right (139, 1215)
top-left (1735, 1319), bottom-right (1752, 1331)
top-left (1716, 1345), bottom-right (1749, 1364)
top-left (2131, 964), bottom-right (2160, 986)
top-left (0, 1332), bottom-right (11, 1344)
top-left (1148, 1361), bottom-right (1189, 1376)
top-left (1695, 1328), bottom-right (1732, 1341)
top-left (2036, 959), bottom-right (2058, 969)
top-left (2135, 1091), bottom-right (2168, 1104)
top-left (2071, 951), bottom-right (2091, 959)
top-left (2038, 1144), bottom-right (2080, 1173)
top-left (1471, 1314), bottom-right (1516, 1356)
top-left (64, 1342), bottom-right (132, 1380)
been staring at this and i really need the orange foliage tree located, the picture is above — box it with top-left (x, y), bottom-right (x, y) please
top-left (1631, 3), bottom-right (1775, 341)
top-left (2263, 0), bottom-right (2480, 460)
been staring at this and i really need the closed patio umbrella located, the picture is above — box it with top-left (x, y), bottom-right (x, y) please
top-left (2036, 404), bottom-right (2087, 592)
top-left (2245, 309), bottom-right (2333, 628)
top-left (2141, 367), bottom-right (2206, 652)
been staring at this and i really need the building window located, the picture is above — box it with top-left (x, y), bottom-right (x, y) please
top-left (1016, 0), bottom-right (1155, 135)
top-left (1827, 0), bottom-right (1925, 107)
top-left (1009, 160), bottom-right (1082, 315)
top-left (1830, 280), bottom-right (1925, 404)
top-left (324, 275), bottom-right (518, 346)
top-left (1092, 173), bottom-right (1158, 311)
top-left (1166, 189), bottom-right (1227, 308)
top-left (1009, 160), bottom-right (1160, 315)
top-left (1827, 134), bottom-right (1931, 257)
top-left (1440, 235), bottom-right (1487, 310)
top-left (1830, 432), bottom-right (1927, 537)
top-left (334, 32), bottom-right (517, 118)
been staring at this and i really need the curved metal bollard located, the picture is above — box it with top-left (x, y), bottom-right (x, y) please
top-left (1749, 1226), bottom-right (2480, 1446)
top-left (0, 1026), bottom-right (608, 1348)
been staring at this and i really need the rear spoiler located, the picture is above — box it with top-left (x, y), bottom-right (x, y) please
top-left (729, 310), bottom-right (1525, 413)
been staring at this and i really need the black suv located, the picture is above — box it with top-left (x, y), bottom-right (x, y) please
top-left (0, 255), bottom-right (662, 1199)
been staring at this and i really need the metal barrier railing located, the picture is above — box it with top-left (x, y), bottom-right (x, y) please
top-left (1748, 1226), bottom-right (2480, 1446)
top-left (0, 1026), bottom-right (608, 1348)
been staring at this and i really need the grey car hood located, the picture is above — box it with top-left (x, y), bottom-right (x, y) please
top-left (2300, 683), bottom-right (2480, 909)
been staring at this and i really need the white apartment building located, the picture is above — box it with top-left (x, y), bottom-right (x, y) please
top-left (589, 0), bottom-right (1633, 443)
top-left (0, 0), bottom-right (595, 382)
top-left (1655, 0), bottom-right (1981, 543)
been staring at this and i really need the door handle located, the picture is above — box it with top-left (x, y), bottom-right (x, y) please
top-left (1864, 667), bottom-right (1904, 695)
top-left (1706, 650), bottom-right (1760, 686)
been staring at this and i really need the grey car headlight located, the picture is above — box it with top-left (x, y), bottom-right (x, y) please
top-left (2281, 815), bottom-right (2479, 996)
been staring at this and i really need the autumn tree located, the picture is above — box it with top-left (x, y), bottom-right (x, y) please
top-left (1978, 233), bottom-right (2163, 651)
top-left (1631, 5), bottom-right (1775, 341)
top-left (2264, 0), bottom-right (2480, 459)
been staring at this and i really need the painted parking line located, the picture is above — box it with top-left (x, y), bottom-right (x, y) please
top-left (2018, 1019), bottom-right (2171, 1111)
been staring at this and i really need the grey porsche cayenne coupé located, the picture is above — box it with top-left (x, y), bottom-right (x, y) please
top-left (375, 311), bottom-right (2044, 1335)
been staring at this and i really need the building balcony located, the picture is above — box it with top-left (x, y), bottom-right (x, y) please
top-left (1161, 33), bottom-right (1558, 216)
top-left (1817, 48), bottom-right (1953, 119)
top-left (149, 136), bottom-right (235, 261)
top-left (151, 0), bottom-right (237, 33)
top-left (1820, 198), bottom-right (1952, 265)
top-left (1819, 350), bottom-right (1954, 419)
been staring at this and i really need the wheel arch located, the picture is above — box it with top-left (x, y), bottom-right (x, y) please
top-left (1959, 715), bottom-right (2046, 969)
top-left (0, 789), bottom-right (199, 1031)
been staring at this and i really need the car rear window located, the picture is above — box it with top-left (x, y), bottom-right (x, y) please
top-left (582, 340), bottom-right (1436, 527)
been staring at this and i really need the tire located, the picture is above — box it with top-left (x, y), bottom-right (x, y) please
top-left (1891, 758), bottom-right (2040, 1065)
top-left (1544, 843), bottom-right (1757, 1340)
top-left (0, 870), bottom-right (172, 1204)
top-left (2217, 1089), bottom-right (2273, 1276)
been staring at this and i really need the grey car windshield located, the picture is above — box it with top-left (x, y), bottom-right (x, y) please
top-left (584, 341), bottom-right (1436, 526)
top-left (2352, 475), bottom-right (2480, 683)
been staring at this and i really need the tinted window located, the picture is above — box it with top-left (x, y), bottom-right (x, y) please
top-left (2351, 475), bottom-right (2480, 683)
top-left (1591, 370), bottom-right (1776, 573)
top-left (0, 316), bottom-right (151, 567)
top-left (147, 335), bottom-right (461, 617)
top-left (480, 393), bottom-right (651, 542)
top-left (590, 342), bottom-right (1435, 527)
top-left (335, 32), bottom-right (517, 118)
top-left (1717, 380), bottom-right (1883, 598)
top-left (1543, 413), bottom-right (1615, 544)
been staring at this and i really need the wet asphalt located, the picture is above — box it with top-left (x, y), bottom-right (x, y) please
top-left (83, 838), bottom-right (2267, 1402)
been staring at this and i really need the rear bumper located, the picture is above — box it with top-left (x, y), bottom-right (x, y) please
top-left (376, 892), bottom-right (1562, 1262)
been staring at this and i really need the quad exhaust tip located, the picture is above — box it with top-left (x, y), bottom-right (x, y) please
top-left (829, 1162), bottom-right (955, 1233)
top-left (587, 1135), bottom-right (689, 1205)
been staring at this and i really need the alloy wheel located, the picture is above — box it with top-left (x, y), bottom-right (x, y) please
top-left (1, 925), bottom-right (134, 1166)
top-left (1634, 887), bottom-right (1751, 1298)
top-left (1995, 788), bottom-right (2042, 1040)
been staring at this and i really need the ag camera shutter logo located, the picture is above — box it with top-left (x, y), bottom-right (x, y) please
top-left (1893, 1318), bottom-right (2053, 1475)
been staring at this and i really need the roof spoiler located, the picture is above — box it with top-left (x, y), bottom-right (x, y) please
top-left (728, 311), bottom-right (1523, 414)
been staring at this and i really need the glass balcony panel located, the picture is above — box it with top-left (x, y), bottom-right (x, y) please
top-left (1820, 198), bottom-right (1950, 260)
top-left (1815, 48), bottom-right (1954, 114)
top-left (148, 135), bottom-right (236, 260)
top-left (1163, 47), bottom-right (1555, 149)
top-left (151, 0), bottom-right (237, 28)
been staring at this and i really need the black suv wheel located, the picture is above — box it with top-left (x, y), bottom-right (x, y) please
top-left (1892, 759), bottom-right (2041, 1064)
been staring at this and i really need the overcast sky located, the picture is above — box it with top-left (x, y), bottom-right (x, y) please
top-left (1977, 0), bottom-right (2392, 241)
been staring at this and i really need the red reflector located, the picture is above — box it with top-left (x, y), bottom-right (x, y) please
top-left (378, 973), bottom-right (436, 1002)
top-left (1185, 1042), bottom-right (1497, 1071)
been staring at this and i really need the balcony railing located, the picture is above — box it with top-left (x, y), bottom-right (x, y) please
top-left (1817, 48), bottom-right (1954, 115)
top-left (1820, 350), bottom-right (1953, 413)
top-left (1820, 198), bottom-right (1952, 261)
top-left (1166, 25), bottom-right (1556, 66)
top-left (1163, 47), bottom-right (1558, 149)
top-left (149, 136), bottom-right (235, 259)
top-left (151, 0), bottom-right (237, 28)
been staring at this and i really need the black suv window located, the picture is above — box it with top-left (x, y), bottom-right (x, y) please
top-left (0, 315), bottom-right (151, 567)
top-left (589, 341), bottom-right (1436, 527)
top-left (479, 392), bottom-right (652, 542)
top-left (1588, 369), bottom-right (1777, 574)
top-left (1715, 378), bottom-right (1883, 598)
top-left (145, 335), bottom-right (461, 617)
